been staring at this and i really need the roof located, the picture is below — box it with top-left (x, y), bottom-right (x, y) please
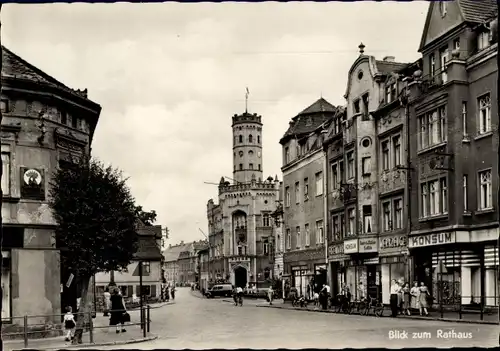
top-left (374, 60), bottom-right (408, 75)
top-left (280, 98), bottom-right (341, 144)
top-left (458, 0), bottom-right (498, 23)
top-left (162, 244), bottom-right (189, 262)
top-left (133, 236), bottom-right (162, 261)
top-left (2, 46), bottom-right (93, 101)
top-left (136, 223), bottom-right (162, 239)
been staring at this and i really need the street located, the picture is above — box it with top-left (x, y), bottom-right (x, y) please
top-left (99, 288), bottom-right (498, 349)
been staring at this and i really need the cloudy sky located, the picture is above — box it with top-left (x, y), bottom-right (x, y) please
top-left (2, 1), bottom-right (428, 245)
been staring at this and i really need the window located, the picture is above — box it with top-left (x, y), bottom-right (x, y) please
top-left (462, 102), bottom-right (468, 138)
top-left (332, 163), bottom-right (339, 189)
top-left (454, 38), bottom-right (460, 51)
top-left (430, 54), bottom-right (436, 77)
top-left (249, 163), bottom-right (254, 170)
top-left (249, 134), bottom-right (253, 143)
top-left (142, 261), bottom-right (151, 274)
top-left (285, 187), bottom-right (291, 207)
top-left (439, 1), bottom-right (447, 16)
top-left (316, 220), bottom-right (324, 244)
top-left (305, 224), bottom-right (310, 246)
top-left (258, 164), bottom-right (261, 171)
top-left (60, 111), bottom-right (67, 125)
top-left (382, 140), bottom-right (390, 170)
top-left (304, 178), bottom-right (309, 201)
top-left (286, 229), bottom-right (291, 249)
top-left (285, 147), bottom-right (290, 164)
top-left (296, 145), bottom-right (300, 159)
top-left (463, 175), bottom-right (468, 212)
top-left (392, 135), bottom-right (401, 167)
top-left (296, 226), bottom-right (301, 249)
top-left (239, 164), bottom-right (243, 170)
top-left (478, 31), bottom-right (490, 51)
top-left (257, 135), bottom-right (260, 144)
top-left (248, 150), bottom-right (254, 156)
top-left (71, 116), bottom-right (78, 129)
top-left (478, 169), bottom-right (492, 210)
top-left (239, 135), bottom-right (243, 143)
top-left (362, 205), bottom-right (372, 233)
top-left (418, 106), bottom-right (446, 149)
top-left (1, 150), bottom-right (10, 195)
top-left (420, 178), bottom-right (447, 217)
top-left (478, 94), bottom-right (491, 134)
top-left (263, 239), bottom-right (269, 255)
top-left (382, 201), bottom-right (392, 231)
top-left (386, 84), bottom-right (392, 103)
top-left (362, 157), bottom-right (371, 175)
top-left (332, 215), bottom-right (341, 241)
top-left (295, 182), bottom-right (300, 204)
top-left (440, 47), bottom-right (449, 83)
top-left (262, 213), bottom-right (270, 227)
top-left (347, 208), bottom-right (355, 237)
top-left (238, 246), bottom-right (243, 256)
top-left (362, 94), bottom-right (369, 120)
top-left (1, 99), bottom-right (9, 113)
top-left (353, 100), bottom-right (360, 114)
top-left (347, 152), bottom-right (354, 179)
top-left (393, 199), bottom-right (403, 229)
top-left (315, 171), bottom-right (323, 196)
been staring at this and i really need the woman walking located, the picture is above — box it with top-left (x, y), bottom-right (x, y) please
top-left (103, 287), bottom-right (111, 317)
top-left (109, 287), bottom-right (128, 333)
top-left (418, 282), bottom-right (430, 316)
top-left (402, 283), bottom-right (411, 316)
top-left (410, 281), bottom-right (419, 312)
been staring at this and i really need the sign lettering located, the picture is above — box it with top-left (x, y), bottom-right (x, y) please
top-left (380, 235), bottom-right (407, 250)
top-left (359, 238), bottom-right (378, 253)
top-left (328, 244), bottom-right (344, 256)
top-left (344, 239), bottom-right (358, 254)
top-left (409, 232), bottom-right (455, 248)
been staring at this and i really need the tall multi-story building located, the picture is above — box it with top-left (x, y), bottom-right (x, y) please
top-left (1, 47), bottom-right (101, 322)
top-left (270, 182), bottom-right (285, 279)
top-left (177, 240), bottom-right (207, 284)
top-left (207, 199), bottom-right (225, 281)
top-left (406, 0), bottom-right (498, 309)
top-left (206, 109), bottom-right (280, 288)
top-left (280, 98), bottom-right (343, 297)
top-left (162, 241), bottom-right (187, 285)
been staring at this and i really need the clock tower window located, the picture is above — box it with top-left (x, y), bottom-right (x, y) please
top-left (249, 134), bottom-right (253, 143)
top-left (239, 135), bottom-right (243, 143)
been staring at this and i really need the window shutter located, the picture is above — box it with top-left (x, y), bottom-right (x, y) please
top-left (151, 284), bottom-right (157, 297)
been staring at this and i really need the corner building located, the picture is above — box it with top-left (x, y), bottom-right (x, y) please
top-left (207, 111), bottom-right (280, 288)
top-left (1, 47), bottom-right (101, 322)
top-left (406, 1), bottom-right (498, 309)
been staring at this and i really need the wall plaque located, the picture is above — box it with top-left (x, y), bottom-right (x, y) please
top-left (20, 168), bottom-right (45, 200)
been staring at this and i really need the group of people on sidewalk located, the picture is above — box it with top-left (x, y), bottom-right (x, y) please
top-left (390, 280), bottom-right (431, 317)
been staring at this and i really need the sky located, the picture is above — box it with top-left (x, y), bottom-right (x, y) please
top-left (2, 1), bottom-right (429, 246)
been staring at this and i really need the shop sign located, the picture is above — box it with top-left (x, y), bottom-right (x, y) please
top-left (409, 232), bottom-right (455, 248)
top-left (344, 239), bottom-right (358, 254)
top-left (328, 243), bottom-right (344, 258)
top-left (359, 238), bottom-right (378, 253)
top-left (380, 235), bottom-right (407, 250)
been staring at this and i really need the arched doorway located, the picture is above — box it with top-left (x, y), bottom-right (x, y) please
top-left (234, 266), bottom-right (247, 288)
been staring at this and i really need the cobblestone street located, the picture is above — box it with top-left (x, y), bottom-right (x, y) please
top-left (99, 288), bottom-right (498, 349)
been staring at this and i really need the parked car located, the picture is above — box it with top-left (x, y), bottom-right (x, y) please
top-left (205, 284), bottom-right (233, 298)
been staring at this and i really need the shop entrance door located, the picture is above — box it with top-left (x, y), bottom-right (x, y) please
top-left (366, 265), bottom-right (379, 300)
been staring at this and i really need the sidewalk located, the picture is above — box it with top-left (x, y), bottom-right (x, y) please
top-left (255, 301), bottom-right (499, 325)
top-left (3, 307), bottom-right (163, 350)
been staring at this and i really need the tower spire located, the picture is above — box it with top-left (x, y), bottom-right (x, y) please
top-left (245, 87), bottom-right (249, 113)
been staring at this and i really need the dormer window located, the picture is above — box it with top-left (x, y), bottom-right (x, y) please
top-left (478, 31), bottom-right (490, 51)
top-left (353, 100), bottom-right (360, 114)
top-left (439, 2), bottom-right (447, 17)
top-left (386, 83), bottom-right (397, 103)
top-left (306, 117), bottom-right (313, 126)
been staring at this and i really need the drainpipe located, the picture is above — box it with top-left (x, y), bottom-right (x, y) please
top-left (323, 144), bottom-right (329, 286)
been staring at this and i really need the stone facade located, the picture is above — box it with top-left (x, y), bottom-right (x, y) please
top-left (1, 47), bottom-right (101, 323)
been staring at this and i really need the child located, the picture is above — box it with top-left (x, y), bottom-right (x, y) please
top-left (63, 306), bottom-right (76, 342)
top-left (313, 292), bottom-right (319, 306)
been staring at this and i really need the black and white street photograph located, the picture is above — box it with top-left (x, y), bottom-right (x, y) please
top-left (0, 0), bottom-right (498, 349)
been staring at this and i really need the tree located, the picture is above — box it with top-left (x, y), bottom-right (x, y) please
top-left (49, 158), bottom-right (139, 344)
top-left (135, 205), bottom-right (157, 226)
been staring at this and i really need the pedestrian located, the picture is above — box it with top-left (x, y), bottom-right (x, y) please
top-left (267, 285), bottom-right (274, 305)
top-left (103, 287), bottom-right (111, 317)
top-left (390, 279), bottom-right (400, 317)
top-left (165, 285), bottom-right (170, 301)
top-left (418, 282), bottom-right (430, 316)
top-left (410, 281), bottom-right (419, 312)
top-left (357, 281), bottom-right (366, 301)
top-left (402, 283), bottom-right (411, 316)
top-left (109, 287), bottom-right (128, 333)
top-left (313, 292), bottom-right (319, 306)
top-left (63, 306), bottom-right (76, 342)
top-left (171, 286), bottom-right (176, 300)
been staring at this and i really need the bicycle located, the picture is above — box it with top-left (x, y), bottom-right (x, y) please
top-left (362, 296), bottom-right (384, 317)
top-left (348, 299), bottom-right (367, 315)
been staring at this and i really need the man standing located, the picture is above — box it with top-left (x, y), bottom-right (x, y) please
top-left (390, 279), bottom-right (401, 317)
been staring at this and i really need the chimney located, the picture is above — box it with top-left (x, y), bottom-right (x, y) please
top-left (169, 244), bottom-right (171, 248)
top-left (383, 56), bottom-right (395, 62)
